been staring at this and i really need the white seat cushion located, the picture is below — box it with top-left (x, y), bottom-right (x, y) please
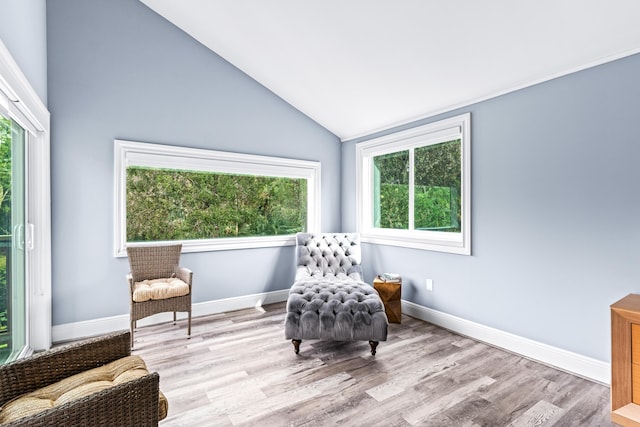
top-left (0, 355), bottom-right (169, 423)
top-left (132, 277), bottom-right (189, 302)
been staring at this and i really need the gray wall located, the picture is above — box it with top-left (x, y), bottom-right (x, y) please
top-left (343, 53), bottom-right (640, 363)
top-left (0, 0), bottom-right (48, 103)
top-left (46, 0), bottom-right (341, 325)
top-left (37, 0), bottom-right (640, 363)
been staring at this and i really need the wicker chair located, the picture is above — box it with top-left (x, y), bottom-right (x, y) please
top-left (0, 331), bottom-right (166, 426)
top-left (126, 244), bottom-right (193, 347)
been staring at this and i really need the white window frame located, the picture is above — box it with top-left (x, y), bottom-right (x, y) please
top-left (0, 39), bottom-right (52, 352)
top-left (114, 140), bottom-right (321, 257)
top-left (356, 113), bottom-right (471, 255)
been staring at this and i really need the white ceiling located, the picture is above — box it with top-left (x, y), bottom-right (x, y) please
top-left (140, 0), bottom-right (640, 141)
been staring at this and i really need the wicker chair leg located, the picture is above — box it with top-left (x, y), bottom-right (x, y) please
top-left (130, 319), bottom-right (135, 347)
top-left (187, 310), bottom-right (192, 338)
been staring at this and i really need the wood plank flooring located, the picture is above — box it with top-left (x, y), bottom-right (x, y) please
top-left (131, 302), bottom-right (613, 426)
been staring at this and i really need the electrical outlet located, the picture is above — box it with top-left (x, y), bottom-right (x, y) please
top-left (426, 278), bottom-right (433, 291)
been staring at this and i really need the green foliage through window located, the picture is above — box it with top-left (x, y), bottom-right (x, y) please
top-left (126, 167), bottom-right (308, 242)
top-left (0, 118), bottom-right (11, 235)
top-left (0, 116), bottom-right (10, 358)
top-left (373, 139), bottom-right (461, 233)
top-left (415, 140), bottom-right (461, 232)
top-left (374, 151), bottom-right (408, 229)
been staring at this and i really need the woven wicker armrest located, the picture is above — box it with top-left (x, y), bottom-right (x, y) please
top-left (0, 331), bottom-right (131, 406)
top-left (1, 372), bottom-right (160, 427)
top-left (175, 266), bottom-right (193, 285)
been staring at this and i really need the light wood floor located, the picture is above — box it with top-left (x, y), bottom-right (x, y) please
top-left (131, 302), bottom-right (613, 426)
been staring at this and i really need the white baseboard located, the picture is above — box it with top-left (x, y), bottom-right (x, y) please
top-left (51, 289), bottom-right (290, 343)
top-left (402, 300), bottom-right (610, 385)
top-left (51, 291), bottom-right (609, 384)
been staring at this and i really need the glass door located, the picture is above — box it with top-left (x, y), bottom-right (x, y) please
top-left (0, 115), bottom-right (26, 364)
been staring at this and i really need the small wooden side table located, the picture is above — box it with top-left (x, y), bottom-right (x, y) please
top-left (373, 276), bottom-right (402, 324)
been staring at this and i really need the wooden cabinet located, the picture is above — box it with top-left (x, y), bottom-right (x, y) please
top-left (633, 324), bottom-right (640, 406)
top-left (611, 294), bottom-right (640, 426)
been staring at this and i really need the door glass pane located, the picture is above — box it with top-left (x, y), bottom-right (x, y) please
top-left (373, 150), bottom-right (409, 229)
top-left (414, 139), bottom-right (461, 232)
top-left (0, 115), bottom-right (26, 364)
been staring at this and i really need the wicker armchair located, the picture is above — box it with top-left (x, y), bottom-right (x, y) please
top-left (127, 244), bottom-right (193, 347)
top-left (0, 331), bottom-right (165, 426)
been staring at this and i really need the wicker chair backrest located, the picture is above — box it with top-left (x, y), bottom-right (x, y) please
top-left (126, 244), bottom-right (182, 283)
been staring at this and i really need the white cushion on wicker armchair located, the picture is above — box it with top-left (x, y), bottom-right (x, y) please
top-left (132, 277), bottom-right (190, 302)
top-left (0, 355), bottom-right (168, 424)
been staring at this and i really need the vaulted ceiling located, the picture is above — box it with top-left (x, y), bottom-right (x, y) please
top-left (140, 0), bottom-right (640, 141)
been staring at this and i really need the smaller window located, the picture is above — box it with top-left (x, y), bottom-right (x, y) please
top-left (114, 140), bottom-right (321, 256)
top-left (356, 113), bottom-right (471, 255)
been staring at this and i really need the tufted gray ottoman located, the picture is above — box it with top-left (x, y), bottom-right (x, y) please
top-left (284, 233), bottom-right (388, 355)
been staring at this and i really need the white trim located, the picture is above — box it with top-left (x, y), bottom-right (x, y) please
top-left (361, 232), bottom-right (471, 255)
top-left (0, 89), bottom-right (9, 118)
top-left (356, 113), bottom-right (471, 255)
top-left (0, 39), bottom-right (51, 351)
top-left (27, 130), bottom-right (52, 351)
top-left (52, 289), bottom-right (290, 343)
top-left (114, 139), bottom-right (321, 257)
top-left (402, 300), bottom-right (610, 385)
top-left (0, 44), bottom-right (47, 135)
top-left (341, 47), bottom-right (640, 142)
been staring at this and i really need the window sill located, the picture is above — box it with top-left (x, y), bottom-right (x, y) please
top-left (361, 230), bottom-right (470, 255)
top-left (115, 235), bottom-right (296, 257)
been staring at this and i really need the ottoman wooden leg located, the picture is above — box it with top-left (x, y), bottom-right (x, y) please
top-left (292, 339), bottom-right (301, 354)
top-left (369, 341), bottom-right (378, 356)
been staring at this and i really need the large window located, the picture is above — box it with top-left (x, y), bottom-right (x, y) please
top-left (356, 113), bottom-right (471, 254)
top-left (114, 140), bottom-right (320, 256)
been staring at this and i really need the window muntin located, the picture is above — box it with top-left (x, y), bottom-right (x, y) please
top-left (114, 140), bottom-right (321, 256)
top-left (357, 113), bottom-right (470, 255)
